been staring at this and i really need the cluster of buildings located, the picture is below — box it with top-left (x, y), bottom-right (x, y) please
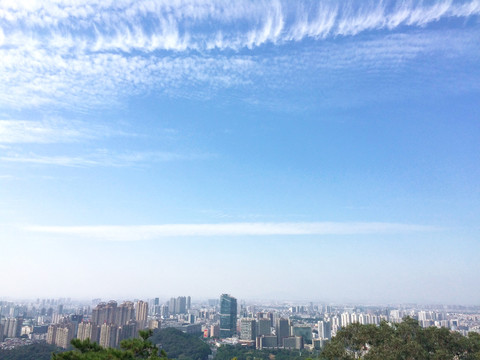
top-left (46, 300), bottom-right (150, 349)
top-left (1, 296), bottom-right (479, 352)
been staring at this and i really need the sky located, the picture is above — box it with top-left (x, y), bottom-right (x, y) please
top-left (0, 0), bottom-right (479, 305)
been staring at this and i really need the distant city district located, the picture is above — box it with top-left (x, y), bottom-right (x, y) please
top-left (1, 295), bottom-right (479, 352)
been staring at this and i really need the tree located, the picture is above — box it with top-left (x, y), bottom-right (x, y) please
top-left (52, 330), bottom-right (169, 360)
top-left (149, 327), bottom-right (211, 360)
top-left (320, 317), bottom-right (480, 360)
top-left (0, 342), bottom-right (61, 360)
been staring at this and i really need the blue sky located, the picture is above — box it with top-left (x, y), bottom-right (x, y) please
top-left (0, 0), bottom-right (479, 304)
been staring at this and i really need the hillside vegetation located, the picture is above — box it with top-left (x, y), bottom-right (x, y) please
top-left (150, 327), bottom-right (211, 360)
top-left (320, 317), bottom-right (480, 360)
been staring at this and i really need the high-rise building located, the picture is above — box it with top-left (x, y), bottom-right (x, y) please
top-left (148, 319), bottom-right (161, 330)
top-left (341, 312), bottom-right (350, 328)
top-left (99, 323), bottom-right (118, 348)
top-left (77, 322), bottom-right (99, 342)
top-left (219, 294), bottom-right (237, 338)
top-left (55, 324), bottom-right (74, 349)
top-left (257, 318), bottom-right (271, 336)
top-left (160, 304), bottom-right (169, 317)
top-left (136, 301), bottom-right (148, 330)
top-left (92, 301), bottom-right (134, 327)
top-left (276, 318), bottom-right (290, 347)
top-left (240, 319), bottom-right (256, 340)
top-left (292, 325), bottom-right (312, 344)
top-left (175, 297), bottom-right (187, 314)
top-left (105, 301), bottom-right (118, 324)
top-left (116, 302), bottom-right (135, 326)
top-left (318, 320), bottom-right (332, 340)
top-left (169, 298), bottom-right (176, 315)
top-left (210, 324), bottom-right (220, 338)
top-left (256, 335), bottom-right (278, 349)
top-left (92, 303), bottom-right (107, 325)
top-left (117, 321), bottom-right (137, 343)
top-left (3, 317), bottom-right (23, 338)
top-left (46, 325), bottom-right (57, 345)
top-left (283, 336), bottom-right (303, 350)
top-left (351, 313), bottom-right (358, 324)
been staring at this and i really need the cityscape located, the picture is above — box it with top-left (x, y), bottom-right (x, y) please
top-left (1, 0), bottom-right (479, 358)
top-left (1, 294), bottom-right (480, 353)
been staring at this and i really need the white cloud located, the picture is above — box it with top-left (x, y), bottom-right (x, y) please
top-left (1, 0), bottom-right (479, 52)
top-left (0, 47), bottom-right (257, 108)
top-left (1, 27), bottom-right (477, 111)
top-left (0, 149), bottom-right (211, 167)
top-left (25, 221), bottom-right (437, 241)
top-left (0, 119), bottom-right (98, 143)
top-left (0, 1), bottom-right (478, 110)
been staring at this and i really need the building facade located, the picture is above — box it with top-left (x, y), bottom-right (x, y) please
top-left (219, 294), bottom-right (237, 338)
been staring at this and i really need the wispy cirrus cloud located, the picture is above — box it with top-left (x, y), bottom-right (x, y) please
top-left (0, 149), bottom-right (212, 167)
top-left (25, 221), bottom-right (437, 241)
top-left (0, 119), bottom-right (103, 143)
top-left (0, 0), bottom-right (479, 110)
top-left (1, 27), bottom-right (478, 111)
top-left (1, 0), bottom-right (479, 51)
top-left (0, 49), bottom-right (257, 108)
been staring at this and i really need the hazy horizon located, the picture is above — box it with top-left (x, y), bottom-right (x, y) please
top-left (1, 0), bottom-right (479, 305)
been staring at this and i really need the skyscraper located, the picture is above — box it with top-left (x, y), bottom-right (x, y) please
top-left (136, 301), bottom-right (148, 330)
top-left (55, 324), bottom-right (74, 349)
top-left (318, 320), bottom-right (332, 340)
top-left (77, 322), bottom-right (99, 342)
top-left (175, 296), bottom-right (186, 314)
top-left (276, 318), bottom-right (290, 347)
top-left (240, 318), bottom-right (256, 340)
top-left (219, 294), bottom-right (237, 338)
top-left (257, 318), bottom-right (271, 336)
top-left (116, 301), bottom-right (135, 326)
top-left (99, 323), bottom-right (118, 348)
top-left (169, 298), bottom-right (176, 315)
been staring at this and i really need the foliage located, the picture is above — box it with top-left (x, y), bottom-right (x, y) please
top-left (149, 327), bottom-right (211, 360)
top-left (215, 344), bottom-right (317, 360)
top-left (0, 342), bottom-right (62, 360)
top-left (52, 329), bottom-right (168, 360)
top-left (319, 317), bottom-right (480, 360)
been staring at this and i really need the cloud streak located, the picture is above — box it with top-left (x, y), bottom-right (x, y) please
top-left (1, 1), bottom-right (479, 51)
top-left (1, 27), bottom-right (478, 111)
top-left (25, 222), bottom-right (437, 241)
top-left (0, 119), bottom-right (102, 143)
top-left (0, 149), bottom-right (211, 167)
top-left (0, 1), bottom-right (479, 110)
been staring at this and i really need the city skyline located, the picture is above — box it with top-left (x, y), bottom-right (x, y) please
top-left (0, 1), bottom-right (479, 304)
top-left (4, 292), bottom-right (478, 353)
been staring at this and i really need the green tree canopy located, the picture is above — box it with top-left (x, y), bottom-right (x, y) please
top-left (320, 317), bottom-right (480, 360)
top-left (149, 327), bottom-right (211, 360)
top-left (0, 342), bottom-right (61, 360)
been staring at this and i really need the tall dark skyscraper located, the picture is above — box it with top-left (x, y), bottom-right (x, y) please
top-left (276, 318), bottom-right (290, 347)
top-left (219, 294), bottom-right (237, 338)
